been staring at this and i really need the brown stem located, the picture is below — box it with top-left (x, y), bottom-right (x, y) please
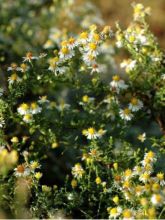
top-left (156, 115), bottom-right (165, 136)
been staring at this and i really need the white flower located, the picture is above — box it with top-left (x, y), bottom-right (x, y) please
top-left (17, 103), bottom-right (29, 115)
top-left (7, 63), bottom-right (22, 71)
top-left (84, 42), bottom-right (99, 57)
top-left (30, 103), bottom-right (42, 114)
top-left (120, 59), bottom-right (136, 72)
top-left (38, 96), bottom-right (50, 104)
top-left (151, 194), bottom-right (164, 206)
top-left (23, 114), bottom-right (33, 123)
top-left (128, 98), bottom-right (143, 112)
top-left (119, 108), bottom-right (133, 121)
top-left (97, 129), bottom-right (107, 138)
top-left (78, 32), bottom-right (89, 45)
top-left (59, 47), bottom-right (75, 60)
top-left (56, 102), bottom-right (70, 111)
top-left (72, 163), bottom-right (84, 178)
top-left (67, 37), bottom-right (78, 49)
top-left (108, 207), bottom-right (122, 219)
top-left (137, 133), bottom-right (146, 142)
top-left (8, 73), bottom-right (21, 84)
top-left (23, 52), bottom-right (39, 62)
top-left (110, 75), bottom-right (128, 93)
top-left (14, 164), bottom-right (30, 177)
top-left (82, 127), bottom-right (98, 140)
top-left (88, 63), bottom-right (100, 74)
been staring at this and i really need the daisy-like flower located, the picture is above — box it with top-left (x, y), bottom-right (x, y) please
top-left (128, 97), bottom-right (143, 112)
top-left (89, 32), bottom-right (100, 43)
top-left (97, 128), bottom-right (107, 138)
top-left (67, 37), bottom-right (78, 49)
top-left (142, 151), bottom-right (156, 166)
top-left (133, 165), bottom-right (142, 176)
top-left (30, 102), bottom-right (42, 114)
top-left (72, 163), bottom-right (84, 179)
top-left (19, 63), bottom-right (29, 72)
top-left (156, 173), bottom-right (165, 186)
top-left (135, 185), bottom-right (144, 196)
top-left (139, 172), bottom-right (150, 183)
top-left (107, 207), bottom-right (122, 219)
top-left (59, 46), bottom-right (74, 60)
top-left (17, 103), bottom-right (29, 115)
top-left (23, 114), bottom-right (33, 123)
top-left (44, 39), bottom-right (54, 49)
top-left (7, 63), bottom-right (21, 72)
top-left (82, 53), bottom-right (96, 66)
top-left (123, 209), bottom-right (134, 220)
top-left (8, 73), bottom-right (21, 84)
top-left (56, 101), bottom-right (70, 111)
top-left (124, 169), bottom-right (133, 180)
top-left (84, 42), bottom-right (99, 57)
top-left (110, 75), bottom-right (128, 93)
top-left (88, 63), bottom-right (100, 74)
top-left (14, 164), bottom-right (30, 177)
top-left (137, 133), bottom-right (146, 142)
top-left (119, 108), bottom-right (133, 121)
top-left (120, 59), bottom-right (136, 72)
top-left (151, 194), bottom-right (164, 206)
top-left (78, 32), bottom-right (89, 45)
top-left (38, 96), bottom-right (49, 104)
top-left (82, 127), bottom-right (98, 140)
top-left (23, 52), bottom-right (39, 62)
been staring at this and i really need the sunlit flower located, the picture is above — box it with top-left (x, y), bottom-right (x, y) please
top-left (8, 73), bottom-right (21, 84)
top-left (107, 207), bottom-right (122, 219)
top-left (137, 133), bottom-right (146, 142)
top-left (128, 98), bottom-right (143, 112)
top-left (72, 163), bottom-right (85, 178)
top-left (59, 47), bottom-right (74, 60)
top-left (119, 108), bottom-right (133, 121)
top-left (110, 75), bottom-right (128, 93)
top-left (23, 114), bottom-right (33, 123)
top-left (151, 194), bottom-right (164, 206)
top-left (23, 52), bottom-right (38, 62)
top-left (120, 59), bottom-right (136, 72)
top-left (14, 164), bottom-right (30, 177)
top-left (82, 127), bottom-right (98, 140)
top-left (17, 103), bottom-right (29, 115)
top-left (123, 209), bottom-right (134, 220)
top-left (30, 102), bottom-right (42, 114)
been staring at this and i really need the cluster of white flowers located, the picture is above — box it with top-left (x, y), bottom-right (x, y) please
top-left (109, 151), bottom-right (165, 219)
top-left (17, 102), bottom-right (42, 123)
top-left (48, 25), bottom-right (112, 75)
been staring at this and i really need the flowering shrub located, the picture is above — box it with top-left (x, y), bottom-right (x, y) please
top-left (0, 2), bottom-right (165, 219)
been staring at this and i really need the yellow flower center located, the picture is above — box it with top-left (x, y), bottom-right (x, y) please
top-left (17, 165), bottom-right (25, 173)
top-left (88, 127), bottom-right (95, 135)
top-left (10, 73), bottom-right (18, 81)
top-left (61, 47), bottom-right (69, 55)
top-left (112, 75), bottom-right (120, 81)
top-left (68, 37), bottom-right (75, 44)
top-left (20, 103), bottom-right (29, 110)
top-left (123, 209), bottom-right (132, 218)
top-left (131, 98), bottom-right (138, 105)
top-left (80, 32), bottom-right (88, 39)
top-left (89, 43), bottom-right (97, 51)
top-left (123, 108), bottom-right (131, 115)
top-left (82, 95), bottom-right (89, 103)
